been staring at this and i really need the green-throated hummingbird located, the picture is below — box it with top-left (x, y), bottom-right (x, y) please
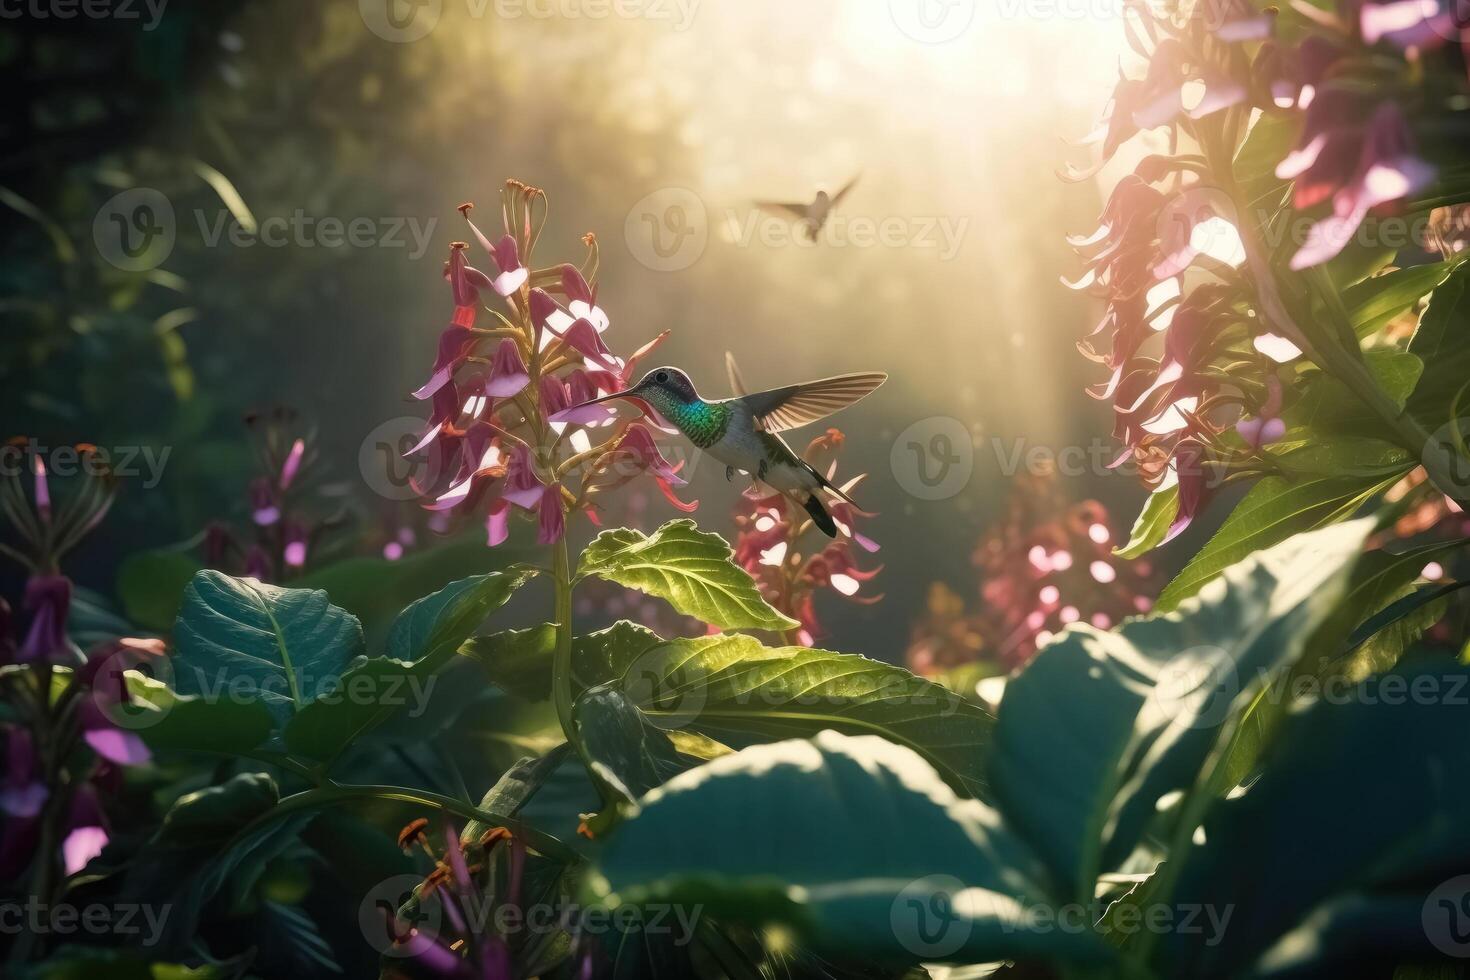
top-left (559, 354), bottom-right (886, 537)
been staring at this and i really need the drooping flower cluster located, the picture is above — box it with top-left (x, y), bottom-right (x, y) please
top-left (406, 182), bottom-right (693, 547)
top-left (1070, 0), bottom-right (1465, 537)
top-left (0, 445), bottom-right (158, 885)
top-left (731, 429), bottom-right (880, 646)
top-left (907, 469), bottom-right (1158, 674)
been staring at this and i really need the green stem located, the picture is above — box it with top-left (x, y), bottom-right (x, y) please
top-left (551, 536), bottom-right (594, 778)
top-left (244, 782), bottom-right (580, 864)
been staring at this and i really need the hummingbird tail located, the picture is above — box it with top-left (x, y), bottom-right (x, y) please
top-left (801, 493), bottom-right (837, 538)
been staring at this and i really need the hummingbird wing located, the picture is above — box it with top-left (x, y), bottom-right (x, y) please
top-left (725, 351), bottom-right (749, 396)
top-left (754, 200), bottom-right (810, 220)
top-left (830, 173), bottom-right (860, 207)
top-left (736, 372), bottom-right (888, 433)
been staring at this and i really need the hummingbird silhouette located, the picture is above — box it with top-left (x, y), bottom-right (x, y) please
top-left (560, 354), bottom-right (885, 537)
top-left (755, 174), bottom-right (860, 242)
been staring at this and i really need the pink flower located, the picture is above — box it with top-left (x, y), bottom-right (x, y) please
top-left (484, 339), bottom-right (530, 398)
top-left (536, 489), bottom-right (565, 545)
top-left (19, 575), bottom-right (71, 665)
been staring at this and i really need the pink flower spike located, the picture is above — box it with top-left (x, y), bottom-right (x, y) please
top-left (537, 490), bottom-right (565, 545)
top-left (279, 438), bottom-right (305, 489)
top-left (485, 339), bottom-right (530, 398)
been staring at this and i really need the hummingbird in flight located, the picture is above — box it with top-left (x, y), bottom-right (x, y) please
top-left (559, 354), bottom-right (886, 537)
top-left (755, 174), bottom-right (860, 242)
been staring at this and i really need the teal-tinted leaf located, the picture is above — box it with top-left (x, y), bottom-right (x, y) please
top-left (592, 732), bottom-right (1112, 969)
top-left (284, 570), bottom-right (533, 762)
top-left (1115, 485), bottom-right (1179, 559)
top-left (461, 744), bottom-right (573, 845)
top-left (991, 521), bottom-right (1375, 902)
top-left (1159, 662), bottom-right (1470, 976)
top-left (1408, 262), bottom-right (1470, 431)
top-left (173, 571), bottom-right (365, 724)
top-left (576, 520), bottom-right (798, 631)
top-left (1156, 442), bottom-right (1408, 611)
top-left (463, 624), bottom-right (558, 701)
top-left (573, 684), bottom-right (691, 806)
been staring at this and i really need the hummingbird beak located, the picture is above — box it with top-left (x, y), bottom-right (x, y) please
top-left (548, 386), bottom-right (646, 425)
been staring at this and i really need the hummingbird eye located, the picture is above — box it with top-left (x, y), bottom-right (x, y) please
top-left (654, 371), bottom-right (670, 384)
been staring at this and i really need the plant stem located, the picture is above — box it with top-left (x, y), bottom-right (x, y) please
top-left (551, 534), bottom-right (595, 782)
top-left (247, 782), bottom-right (580, 864)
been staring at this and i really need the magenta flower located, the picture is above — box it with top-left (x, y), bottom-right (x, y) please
top-left (0, 728), bottom-right (47, 819)
top-left (484, 338), bottom-right (530, 398)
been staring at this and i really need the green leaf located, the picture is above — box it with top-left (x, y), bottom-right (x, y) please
top-left (463, 623), bottom-right (559, 701)
top-left (116, 549), bottom-right (202, 631)
top-left (1408, 262), bottom-right (1470, 431)
top-left (576, 520), bottom-right (798, 631)
top-left (123, 673), bottom-right (275, 756)
top-left (1155, 442), bottom-right (1409, 612)
top-left (172, 571), bottom-right (364, 724)
top-left (573, 684), bottom-right (691, 806)
top-left (990, 520), bottom-right (1376, 902)
top-left (481, 621), bottom-right (994, 799)
top-left (1282, 350), bottom-right (1425, 442)
top-left (460, 744), bottom-right (574, 845)
top-left (1159, 662), bottom-right (1470, 976)
top-left (283, 570), bottom-right (534, 762)
top-left (591, 732), bottom-right (1113, 969)
top-left (1114, 485), bottom-right (1180, 559)
top-left (1344, 261), bottom-right (1456, 337)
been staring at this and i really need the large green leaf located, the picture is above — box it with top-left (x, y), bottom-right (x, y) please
top-left (576, 519), bottom-right (798, 631)
top-left (1155, 440), bottom-right (1408, 611)
top-left (1158, 661), bottom-right (1470, 977)
top-left (477, 621), bottom-right (994, 799)
top-left (573, 684), bottom-right (692, 806)
top-left (283, 570), bottom-right (535, 762)
top-left (115, 549), bottom-right (202, 631)
top-left (1344, 261), bottom-right (1456, 338)
top-left (990, 521), bottom-right (1375, 903)
top-left (172, 571), bottom-right (364, 724)
top-left (591, 731), bottom-right (1113, 969)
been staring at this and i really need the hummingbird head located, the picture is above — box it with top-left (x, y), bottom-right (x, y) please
top-left (629, 366), bottom-right (699, 404)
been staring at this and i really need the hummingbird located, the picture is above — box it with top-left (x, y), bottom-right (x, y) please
top-left (560, 355), bottom-right (886, 537)
top-left (755, 174), bottom-right (860, 242)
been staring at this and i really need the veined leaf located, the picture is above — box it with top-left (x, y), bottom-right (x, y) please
top-left (1115, 485), bottom-right (1179, 560)
top-left (284, 570), bottom-right (534, 762)
top-left (479, 621), bottom-right (993, 799)
top-left (123, 673), bottom-right (274, 756)
top-left (173, 571), bottom-right (364, 724)
top-left (1408, 262), bottom-right (1470, 432)
top-left (574, 685), bottom-right (695, 807)
top-left (591, 732), bottom-right (1113, 970)
top-left (576, 520), bottom-right (798, 631)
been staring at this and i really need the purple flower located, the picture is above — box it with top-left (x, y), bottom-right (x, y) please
top-left (537, 491), bottom-right (565, 547)
top-left (485, 339), bottom-right (530, 398)
top-left (1, 728), bottom-right (47, 819)
top-left (19, 575), bottom-right (71, 665)
top-left (279, 438), bottom-right (305, 490)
